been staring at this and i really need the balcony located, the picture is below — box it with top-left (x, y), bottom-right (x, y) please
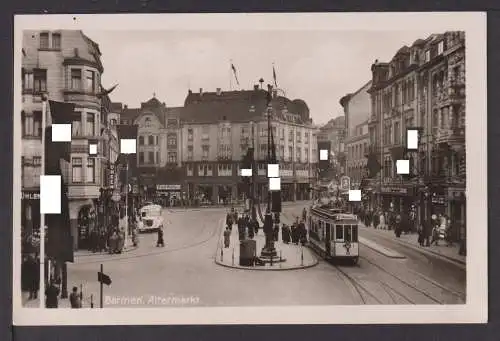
top-left (434, 126), bottom-right (465, 145)
top-left (448, 82), bottom-right (465, 103)
top-left (63, 88), bottom-right (100, 107)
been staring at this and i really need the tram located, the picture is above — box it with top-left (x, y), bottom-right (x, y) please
top-left (308, 204), bottom-right (359, 264)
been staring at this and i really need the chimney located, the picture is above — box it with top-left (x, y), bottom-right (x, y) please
top-left (272, 89), bottom-right (278, 98)
top-left (199, 88), bottom-right (203, 95)
top-left (253, 84), bottom-right (259, 91)
top-left (188, 89), bottom-right (192, 94)
top-left (124, 104), bottom-right (128, 109)
top-left (216, 88), bottom-right (222, 96)
top-left (74, 48), bottom-right (79, 57)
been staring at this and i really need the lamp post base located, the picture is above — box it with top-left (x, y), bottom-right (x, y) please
top-left (260, 247), bottom-right (277, 258)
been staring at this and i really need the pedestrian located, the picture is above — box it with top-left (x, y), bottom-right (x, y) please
top-left (299, 220), bottom-right (307, 245)
top-left (379, 211), bottom-right (385, 230)
top-left (69, 286), bottom-right (82, 308)
top-left (394, 212), bottom-right (402, 237)
top-left (223, 227), bottom-right (231, 248)
top-left (226, 211), bottom-right (233, 231)
top-left (373, 211), bottom-right (380, 229)
top-left (156, 227), bottom-right (164, 247)
top-left (273, 224), bottom-right (279, 242)
top-left (26, 254), bottom-right (39, 299)
top-left (417, 224), bottom-right (424, 246)
top-left (253, 219), bottom-right (259, 235)
top-left (291, 224), bottom-right (298, 244)
top-left (302, 208), bottom-right (307, 222)
top-left (45, 279), bottom-right (60, 308)
top-left (237, 215), bottom-right (246, 241)
top-left (247, 219), bottom-right (255, 239)
top-left (281, 224), bottom-right (288, 243)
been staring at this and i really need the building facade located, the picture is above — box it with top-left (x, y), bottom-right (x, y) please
top-left (180, 86), bottom-right (318, 204)
top-left (367, 31), bottom-right (466, 237)
top-left (21, 30), bottom-right (115, 250)
top-left (118, 98), bottom-right (184, 204)
top-left (316, 116), bottom-right (346, 177)
top-left (340, 81), bottom-right (372, 191)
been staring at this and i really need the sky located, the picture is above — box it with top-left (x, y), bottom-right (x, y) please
top-left (86, 29), bottom-right (437, 125)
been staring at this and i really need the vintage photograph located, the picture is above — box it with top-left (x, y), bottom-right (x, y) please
top-left (13, 13), bottom-right (487, 325)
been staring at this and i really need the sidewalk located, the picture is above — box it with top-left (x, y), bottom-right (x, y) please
top-left (74, 244), bottom-right (138, 258)
top-left (21, 291), bottom-right (95, 308)
top-left (359, 222), bottom-right (466, 265)
top-left (215, 225), bottom-right (318, 271)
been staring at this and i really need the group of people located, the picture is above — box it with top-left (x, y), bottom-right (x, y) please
top-left (417, 213), bottom-right (455, 247)
top-left (45, 281), bottom-right (83, 309)
top-left (280, 216), bottom-right (308, 245)
top-left (358, 207), bottom-right (417, 237)
top-left (223, 208), bottom-right (260, 247)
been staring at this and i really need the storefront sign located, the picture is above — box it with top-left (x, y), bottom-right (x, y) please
top-left (156, 184), bottom-right (181, 191)
top-left (432, 195), bottom-right (446, 205)
top-left (381, 187), bottom-right (407, 195)
top-left (22, 191), bottom-right (40, 200)
top-left (448, 188), bottom-right (465, 200)
top-left (109, 164), bottom-right (116, 189)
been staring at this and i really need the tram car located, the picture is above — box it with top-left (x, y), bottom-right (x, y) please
top-left (308, 204), bottom-right (359, 264)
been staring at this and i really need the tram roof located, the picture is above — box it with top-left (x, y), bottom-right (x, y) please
top-left (311, 205), bottom-right (358, 222)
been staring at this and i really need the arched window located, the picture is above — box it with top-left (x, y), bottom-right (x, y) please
top-left (145, 117), bottom-right (151, 127)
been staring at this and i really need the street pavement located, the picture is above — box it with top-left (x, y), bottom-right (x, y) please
top-left (24, 201), bottom-right (466, 307)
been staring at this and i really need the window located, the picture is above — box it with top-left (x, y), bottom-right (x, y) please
top-left (425, 50), bottom-right (431, 62)
top-left (85, 70), bottom-right (95, 93)
top-left (86, 158), bottom-right (95, 183)
top-left (288, 146), bottom-right (293, 161)
top-left (156, 151), bottom-right (160, 164)
top-left (187, 164), bottom-right (193, 176)
top-left (280, 145), bottom-right (285, 159)
top-left (31, 111), bottom-right (42, 137)
top-left (202, 145), bottom-right (209, 160)
top-left (148, 152), bottom-right (154, 164)
top-left (296, 148), bottom-right (301, 161)
top-left (139, 152), bottom-right (144, 164)
top-left (139, 136), bottom-right (144, 145)
top-left (34, 69), bottom-right (47, 93)
top-left (52, 33), bottom-right (61, 49)
top-left (72, 112), bottom-right (82, 136)
top-left (72, 157), bottom-right (83, 183)
top-left (33, 156), bottom-right (41, 167)
top-left (168, 152), bottom-right (177, 164)
top-left (145, 117), bottom-right (151, 127)
top-left (148, 136), bottom-right (154, 145)
top-left (394, 121), bottom-right (401, 145)
top-left (86, 113), bottom-right (95, 136)
top-left (39, 32), bottom-right (49, 49)
top-left (296, 131), bottom-right (301, 143)
top-left (335, 225), bottom-right (343, 240)
top-left (437, 41), bottom-right (444, 55)
top-left (22, 70), bottom-right (33, 90)
top-left (305, 132), bottom-right (309, 144)
top-left (168, 135), bottom-right (176, 146)
top-left (304, 148), bottom-right (308, 162)
top-left (187, 146), bottom-right (193, 160)
top-left (187, 128), bottom-right (193, 141)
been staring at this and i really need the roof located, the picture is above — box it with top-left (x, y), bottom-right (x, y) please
top-left (166, 107), bottom-right (182, 118)
top-left (120, 96), bottom-right (167, 125)
top-left (182, 88), bottom-right (310, 124)
top-left (111, 102), bottom-right (123, 112)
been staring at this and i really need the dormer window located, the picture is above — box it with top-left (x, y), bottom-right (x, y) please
top-left (145, 117), bottom-right (151, 127)
top-left (425, 50), bottom-right (431, 62)
top-left (437, 41), bottom-right (444, 55)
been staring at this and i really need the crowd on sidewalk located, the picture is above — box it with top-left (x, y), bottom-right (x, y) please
top-left (355, 206), bottom-right (466, 256)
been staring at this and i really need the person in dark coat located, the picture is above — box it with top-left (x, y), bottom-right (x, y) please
top-left (26, 254), bottom-right (39, 299)
top-left (225, 212), bottom-right (233, 231)
top-left (417, 224), bottom-right (424, 246)
top-left (247, 218), bottom-right (255, 239)
top-left (299, 220), bottom-right (308, 245)
top-left (45, 280), bottom-right (60, 308)
top-left (237, 215), bottom-right (246, 241)
top-left (273, 224), bottom-right (279, 242)
top-left (291, 224), bottom-right (298, 244)
top-left (373, 211), bottom-right (380, 229)
top-left (253, 219), bottom-right (260, 235)
top-left (223, 227), bottom-right (231, 248)
top-left (69, 286), bottom-right (82, 308)
top-left (156, 228), bottom-right (164, 247)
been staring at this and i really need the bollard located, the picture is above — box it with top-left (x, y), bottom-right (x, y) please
top-left (220, 248), bottom-right (223, 261)
top-left (90, 294), bottom-right (94, 308)
top-left (301, 247), bottom-right (304, 266)
top-left (280, 250), bottom-right (282, 262)
top-left (80, 284), bottom-right (83, 300)
top-left (232, 248), bottom-right (234, 266)
top-left (270, 253), bottom-right (273, 266)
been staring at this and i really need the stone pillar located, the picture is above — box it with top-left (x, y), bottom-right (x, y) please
top-left (70, 219), bottom-right (78, 250)
top-left (231, 185), bottom-right (237, 203)
top-left (212, 185), bottom-right (219, 204)
top-left (293, 182), bottom-right (297, 202)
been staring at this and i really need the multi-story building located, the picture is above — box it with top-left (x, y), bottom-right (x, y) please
top-left (180, 86), bottom-right (318, 204)
top-left (118, 97), bottom-right (183, 202)
top-left (367, 31), bottom-right (466, 236)
top-left (316, 116), bottom-right (346, 178)
top-left (21, 30), bottom-right (115, 249)
top-left (340, 81), bottom-right (372, 190)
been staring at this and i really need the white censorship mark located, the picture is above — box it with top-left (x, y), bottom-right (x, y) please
top-left (407, 129), bottom-right (419, 150)
top-left (120, 139), bottom-right (137, 154)
top-left (89, 143), bottom-right (98, 155)
top-left (319, 149), bottom-right (328, 161)
top-left (267, 163), bottom-right (279, 178)
top-left (396, 159), bottom-right (410, 174)
top-left (269, 177), bottom-right (281, 191)
top-left (240, 168), bottom-right (252, 177)
top-left (348, 189), bottom-right (361, 202)
top-left (40, 175), bottom-right (61, 214)
top-left (51, 124), bottom-right (72, 142)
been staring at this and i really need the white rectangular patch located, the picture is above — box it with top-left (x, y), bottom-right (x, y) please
top-left (240, 168), bottom-right (252, 177)
top-left (267, 164), bottom-right (279, 178)
top-left (319, 149), bottom-right (328, 161)
top-left (120, 139), bottom-right (137, 154)
top-left (51, 124), bottom-right (72, 142)
top-left (89, 143), bottom-right (98, 155)
top-left (269, 177), bottom-right (281, 191)
top-left (40, 175), bottom-right (61, 214)
top-left (396, 159), bottom-right (410, 174)
top-left (348, 189), bottom-right (361, 202)
top-left (407, 129), bottom-right (419, 150)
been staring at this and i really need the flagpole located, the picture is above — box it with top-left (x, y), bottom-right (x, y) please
top-left (40, 96), bottom-right (47, 308)
top-left (229, 61), bottom-right (233, 91)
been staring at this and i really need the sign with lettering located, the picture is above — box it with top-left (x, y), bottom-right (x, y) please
top-left (109, 163), bottom-right (116, 189)
top-left (22, 191), bottom-right (40, 200)
top-left (340, 176), bottom-right (350, 191)
top-left (156, 184), bottom-right (181, 191)
top-left (381, 187), bottom-right (408, 194)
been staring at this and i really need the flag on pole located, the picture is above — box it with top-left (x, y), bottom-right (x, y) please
top-left (96, 84), bottom-right (118, 98)
top-left (273, 65), bottom-right (278, 87)
top-left (366, 150), bottom-right (382, 178)
top-left (231, 63), bottom-right (240, 86)
top-left (48, 100), bottom-right (75, 163)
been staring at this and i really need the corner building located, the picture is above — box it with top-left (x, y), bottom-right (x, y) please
top-left (21, 30), bottom-right (116, 250)
top-left (367, 31), bottom-right (466, 238)
top-left (180, 86), bottom-right (318, 204)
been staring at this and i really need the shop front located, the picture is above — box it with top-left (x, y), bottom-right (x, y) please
top-left (21, 189), bottom-right (41, 255)
top-left (156, 184), bottom-right (182, 207)
top-left (378, 185), bottom-right (416, 213)
top-left (447, 186), bottom-right (466, 242)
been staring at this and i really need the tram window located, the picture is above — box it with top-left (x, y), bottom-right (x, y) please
top-left (351, 225), bottom-right (358, 242)
top-left (344, 226), bottom-right (352, 242)
top-left (335, 225), bottom-right (343, 240)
